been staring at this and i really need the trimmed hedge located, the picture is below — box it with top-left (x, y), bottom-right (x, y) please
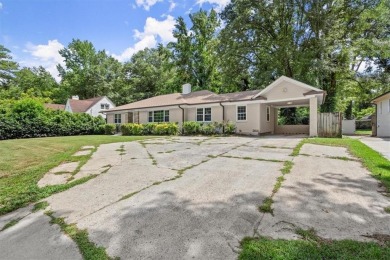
top-left (121, 123), bottom-right (179, 136)
top-left (0, 98), bottom-right (106, 140)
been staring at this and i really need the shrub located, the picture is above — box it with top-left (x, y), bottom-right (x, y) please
top-left (201, 122), bottom-right (222, 135)
top-left (104, 124), bottom-right (116, 135)
top-left (182, 121), bottom-right (202, 135)
top-left (121, 123), bottom-right (144, 135)
top-left (224, 121), bottom-right (236, 135)
top-left (143, 123), bottom-right (157, 135)
top-left (153, 123), bottom-right (179, 135)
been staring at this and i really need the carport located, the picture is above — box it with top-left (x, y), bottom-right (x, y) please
top-left (254, 77), bottom-right (326, 137)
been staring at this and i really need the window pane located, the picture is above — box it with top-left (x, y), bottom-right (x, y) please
top-left (197, 115), bottom-right (203, 121)
top-left (204, 114), bottom-right (211, 121)
top-left (153, 111), bottom-right (164, 122)
top-left (197, 108), bottom-right (203, 115)
top-left (164, 110), bottom-right (169, 122)
top-left (101, 104), bottom-right (105, 109)
top-left (237, 106), bottom-right (246, 121)
top-left (105, 104), bottom-right (109, 109)
top-left (205, 108), bottom-right (211, 115)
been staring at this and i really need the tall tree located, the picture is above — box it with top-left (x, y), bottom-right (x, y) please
top-left (169, 9), bottom-right (222, 92)
top-left (58, 39), bottom-right (124, 102)
top-left (219, 0), bottom-right (386, 111)
top-left (0, 45), bottom-right (19, 88)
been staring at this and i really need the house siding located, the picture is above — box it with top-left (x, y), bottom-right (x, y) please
top-left (259, 104), bottom-right (275, 134)
top-left (375, 95), bottom-right (390, 137)
top-left (225, 103), bottom-right (260, 134)
top-left (264, 82), bottom-right (308, 100)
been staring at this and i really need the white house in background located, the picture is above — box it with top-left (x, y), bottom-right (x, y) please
top-left (65, 96), bottom-right (115, 119)
top-left (372, 91), bottom-right (390, 137)
top-left (103, 76), bottom-right (326, 136)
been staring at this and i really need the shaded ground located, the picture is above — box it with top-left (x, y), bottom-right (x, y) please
top-left (0, 135), bottom-right (389, 259)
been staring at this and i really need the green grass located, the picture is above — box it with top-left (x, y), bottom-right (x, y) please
top-left (0, 135), bottom-right (150, 215)
top-left (239, 236), bottom-right (390, 259)
top-left (1, 218), bottom-right (22, 231)
top-left (46, 211), bottom-right (113, 260)
top-left (355, 129), bottom-right (372, 135)
top-left (385, 207), bottom-right (390, 214)
top-left (294, 137), bottom-right (390, 191)
top-left (32, 201), bottom-right (49, 212)
top-left (258, 197), bottom-right (273, 214)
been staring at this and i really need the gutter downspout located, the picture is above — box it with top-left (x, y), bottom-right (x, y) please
top-left (219, 102), bottom-right (225, 133)
top-left (178, 105), bottom-right (184, 127)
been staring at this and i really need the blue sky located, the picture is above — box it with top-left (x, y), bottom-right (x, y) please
top-left (0, 0), bottom-right (228, 79)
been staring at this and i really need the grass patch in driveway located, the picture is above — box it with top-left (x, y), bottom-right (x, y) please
top-left (1, 218), bottom-right (22, 231)
top-left (239, 236), bottom-right (390, 259)
top-left (0, 135), bottom-right (150, 215)
top-left (293, 137), bottom-right (390, 192)
top-left (46, 211), bottom-right (114, 260)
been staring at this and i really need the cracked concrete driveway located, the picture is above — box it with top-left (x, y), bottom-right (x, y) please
top-left (1, 135), bottom-right (389, 260)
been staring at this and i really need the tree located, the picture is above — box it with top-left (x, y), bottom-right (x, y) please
top-left (58, 39), bottom-right (124, 102)
top-left (219, 0), bottom-right (386, 111)
top-left (0, 45), bottom-right (19, 88)
top-left (169, 9), bottom-right (222, 92)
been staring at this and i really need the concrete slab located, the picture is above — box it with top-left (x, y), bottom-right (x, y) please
top-left (0, 205), bottom-right (33, 231)
top-left (37, 172), bottom-right (72, 187)
top-left (47, 159), bottom-right (177, 223)
top-left (299, 143), bottom-right (354, 159)
top-left (76, 157), bottom-right (283, 259)
top-left (247, 136), bottom-right (303, 149)
top-left (0, 211), bottom-right (82, 260)
top-left (81, 145), bottom-right (95, 150)
top-left (225, 146), bottom-right (293, 161)
top-left (258, 155), bottom-right (390, 241)
top-left (49, 162), bottom-right (79, 174)
top-left (73, 150), bottom-right (92, 156)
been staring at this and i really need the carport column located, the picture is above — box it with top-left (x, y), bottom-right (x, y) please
top-left (309, 97), bottom-right (318, 137)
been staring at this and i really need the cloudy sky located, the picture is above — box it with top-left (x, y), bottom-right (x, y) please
top-left (0, 0), bottom-right (229, 78)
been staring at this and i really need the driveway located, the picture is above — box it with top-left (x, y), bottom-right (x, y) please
top-left (0, 136), bottom-right (389, 259)
top-left (351, 136), bottom-right (390, 160)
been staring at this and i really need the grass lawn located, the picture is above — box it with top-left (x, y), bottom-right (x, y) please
top-left (355, 129), bottom-right (372, 135)
top-left (293, 137), bottom-right (390, 191)
top-left (240, 236), bottom-right (390, 259)
top-left (0, 135), bottom-right (150, 215)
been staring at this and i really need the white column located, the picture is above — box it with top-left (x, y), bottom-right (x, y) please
top-left (309, 97), bottom-right (318, 137)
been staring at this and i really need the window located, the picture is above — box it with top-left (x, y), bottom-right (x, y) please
top-left (105, 104), bottom-right (110, 109)
top-left (237, 106), bottom-right (247, 121)
top-left (266, 106), bottom-right (270, 122)
top-left (101, 104), bottom-right (105, 109)
top-left (114, 114), bottom-right (122, 124)
top-left (148, 110), bottom-right (169, 122)
top-left (196, 108), bottom-right (212, 122)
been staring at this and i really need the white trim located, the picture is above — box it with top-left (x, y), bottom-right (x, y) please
top-left (260, 96), bottom-right (311, 104)
top-left (253, 76), bottom-right (323, 99)
top-left (236, 105), bottom-right (247, 122)
top-left (272, 104), bottom-right (310, 109)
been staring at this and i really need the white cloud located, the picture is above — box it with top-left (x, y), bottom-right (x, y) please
top-left (196, 0), bottom-right (230, 11)
top-left (22, 39), bottom-right (65, 81)
top-left (0, 2), bottom-right (3, 10)
top-left (168, 0), bottom-right (176, 12)
top-left (113, 15), bottom-right (176, 62)
top-left (135, 0), bottom-right (162, 11)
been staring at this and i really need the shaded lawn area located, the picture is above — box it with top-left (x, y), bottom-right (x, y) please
top-left (292, 137), bottom-right (390, 191)
top-left (0, 135), bottom-right (150, 215)
top-left (355, 129), bottom-right (372, 135)
top-left (240, 237), bottom-right (390, 260)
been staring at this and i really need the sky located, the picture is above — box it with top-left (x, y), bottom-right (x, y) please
top-left (0, 0), bottom-right (229, 79)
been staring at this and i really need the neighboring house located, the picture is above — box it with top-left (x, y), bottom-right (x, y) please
top-left (372, 91), bottom-right (390, 137)
top-left (44, 103), bottom-right (65, 111)
top-left (65, 96), bottom-right (115, 119)
top-left (104, 76), bottom-right (326, 136)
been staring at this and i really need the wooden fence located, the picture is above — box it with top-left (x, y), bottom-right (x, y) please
top-left (318, 112), bottom-right (342, 137)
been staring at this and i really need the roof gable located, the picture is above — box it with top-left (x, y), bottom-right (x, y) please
top-left (68, 96), bottom-right (105, 113)
top-left (254, 76), bottom-right (323, 99)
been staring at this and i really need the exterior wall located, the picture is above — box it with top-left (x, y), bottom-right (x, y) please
top-left (225, 103), bottom-right (260, 135)
top-left (376, 97), bottom-right (390, 137)
top-left (309, 97), bottom-right (318, 136)
top-left (264, 82), bottom-right (307, 100)
top-left (259, 104), bottom-right (274, 134)
top-left (275, 125), bottom-right (309, 134)
top-left (87, 97), bottom-right (116, 118)
top-left (106, 114), bottom-right (114, 124)
top-left (184, 106), bottom-right (222, 122)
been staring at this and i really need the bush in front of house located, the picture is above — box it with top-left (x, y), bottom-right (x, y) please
top-left (224, 121), bottom-right (236, 135)
top-left (121, 122), bottom-right (179, 136)
top-left (182, 121), bottom-right (202, 135)
top-left (104, 124), bottom-right (117, 135)
top-left (0, 98), bottom-right (106, 140)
